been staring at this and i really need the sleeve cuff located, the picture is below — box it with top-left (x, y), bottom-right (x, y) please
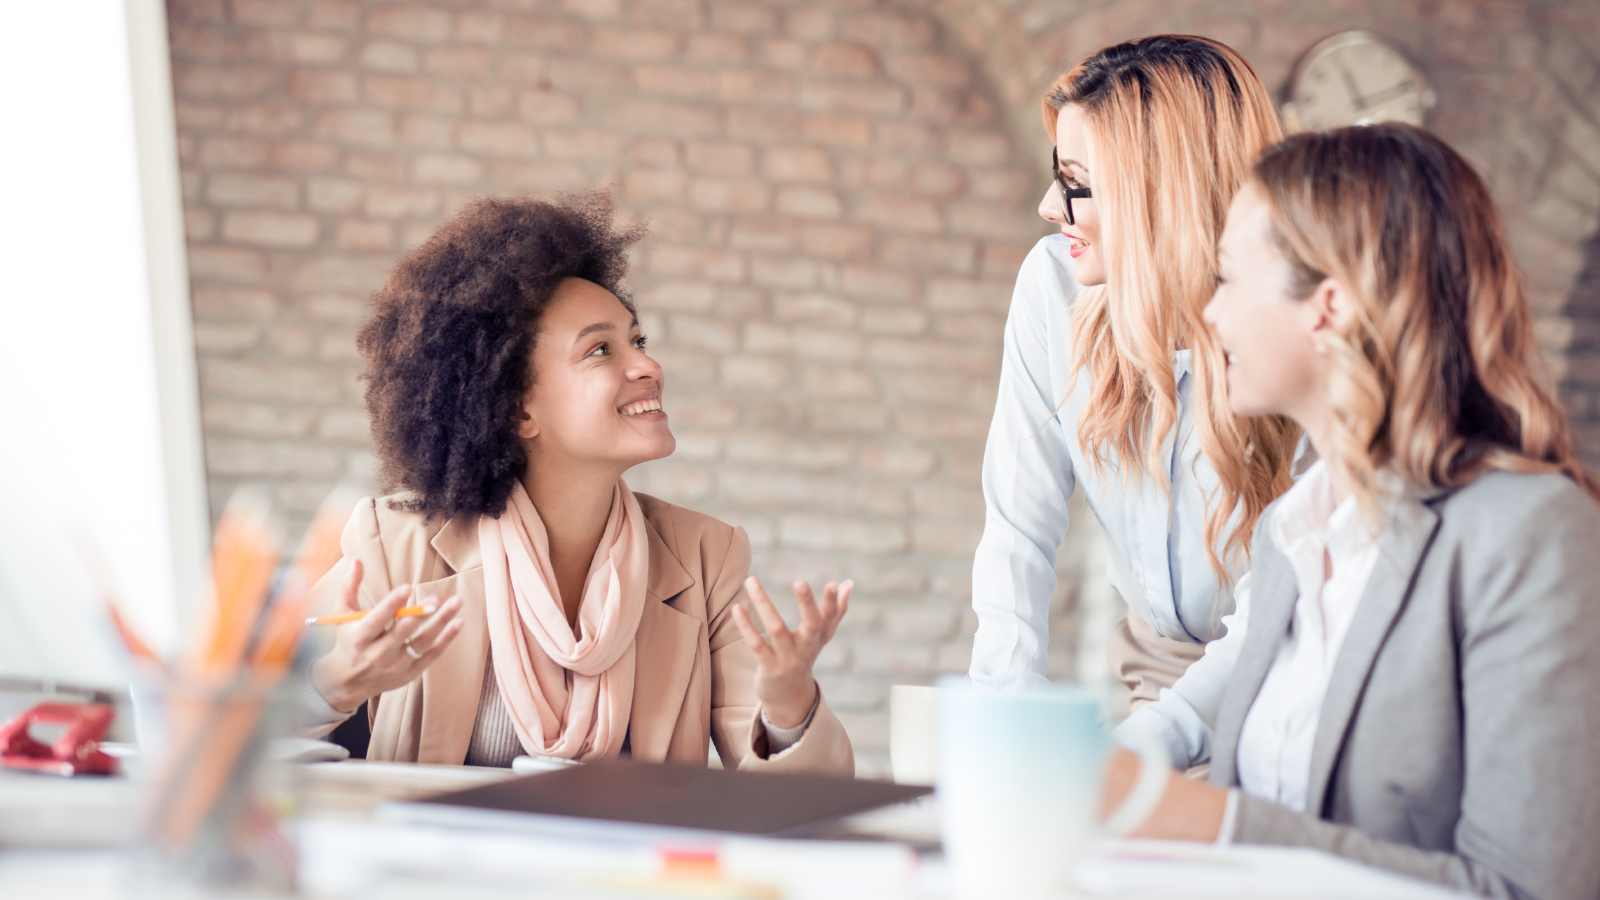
top-left (1115, 703), bottom-right (1196, 770)
top-left (1215, 789), bottom-right (1240, 847)
top-left (299, 675), bottom-right (357, 730)
top-left (758, 693), bottom-right (819, 755)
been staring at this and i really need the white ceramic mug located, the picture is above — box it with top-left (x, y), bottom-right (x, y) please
top-left (936, 676), bottom-right (1169, 897)
top-left (889, 684), bottom-right (937, 786)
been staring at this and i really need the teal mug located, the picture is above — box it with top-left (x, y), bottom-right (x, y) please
top-left (936, 677), bottom-right (1169, 897)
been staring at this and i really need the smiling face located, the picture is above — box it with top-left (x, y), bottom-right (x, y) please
top-left (517, 277), bottom-right (675, 473)
top-left (1203, 183), bottom-right (1326, 420)
top-left (1040, 104), bottom-right (1104, 285)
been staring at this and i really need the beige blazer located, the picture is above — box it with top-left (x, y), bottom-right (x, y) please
top-left (312, 491), bottom-right (854, 777)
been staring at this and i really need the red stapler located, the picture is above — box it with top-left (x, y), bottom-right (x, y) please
top-left (0, 702), bottom-right (118, 776)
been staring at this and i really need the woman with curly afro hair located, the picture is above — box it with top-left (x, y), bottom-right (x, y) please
top-left (304, 192), bottom-right (853, 774)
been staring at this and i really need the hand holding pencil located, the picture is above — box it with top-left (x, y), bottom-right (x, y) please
top-left (308, 559), bottom-right (465, 715)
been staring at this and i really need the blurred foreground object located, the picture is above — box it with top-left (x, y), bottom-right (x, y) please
top-left (132, 486), bottom-right (350, 890)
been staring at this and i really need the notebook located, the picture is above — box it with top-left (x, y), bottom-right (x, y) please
top-left (383, 758), bottom-right (932, 841)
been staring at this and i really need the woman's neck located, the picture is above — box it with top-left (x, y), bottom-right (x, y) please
top-left (521, 455), bottom-right (625, 630)
top-left (1297, 406), bottom-right (1352, 509)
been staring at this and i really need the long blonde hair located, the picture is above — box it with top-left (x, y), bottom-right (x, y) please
top-left (1254, 123), bottom-right (1600, 514)
top-left (1044, 36), bottom-right (1300, 576)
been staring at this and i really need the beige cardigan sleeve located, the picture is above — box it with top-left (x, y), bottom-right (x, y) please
top-left (300, 497), bottom-right (396, 739)
top-left (704, 526), bottom-right (855, 777)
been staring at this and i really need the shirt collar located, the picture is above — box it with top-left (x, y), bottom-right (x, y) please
top-left (1271, 460), bottom-right (1408, 570)
top-left (1272, 460), bottom-right (1339, 554)
top-left (1323, 491), bottom-right (1368, 564)
top-left (1173, 348), bottom-right (1192, 381)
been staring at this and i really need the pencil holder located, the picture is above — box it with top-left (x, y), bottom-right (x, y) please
top-left (131, 674), bottom-right (300, 893)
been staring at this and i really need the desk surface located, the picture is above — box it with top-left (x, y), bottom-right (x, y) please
top-left (0, 761), bottom-right (1468, 900)
top-left (300, 759), bottom-right (515, 818)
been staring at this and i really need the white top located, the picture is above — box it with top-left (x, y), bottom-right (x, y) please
top-left (970, 234), bottom-right (1246, 688)
top-left (1120, 461), bottom-right (1400, 807)
top-left (1236, 461), bottom-right (1387, 811)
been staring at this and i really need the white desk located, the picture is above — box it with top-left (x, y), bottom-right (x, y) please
top-left (0, 762), bottom-right (1469, 899)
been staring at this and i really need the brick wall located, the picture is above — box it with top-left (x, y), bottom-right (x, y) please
top-left (167, 0), bottom-right (1600, 776)
top-left (1539, 5), bottom-right (1600, 466)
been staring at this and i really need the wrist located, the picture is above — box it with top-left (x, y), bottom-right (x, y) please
top-left (1136, 774), bottom-right (1230, 842)
top-left (310, 654), bottom-right (361, 715)
top-left (762, 678), bottom-right (817, 730)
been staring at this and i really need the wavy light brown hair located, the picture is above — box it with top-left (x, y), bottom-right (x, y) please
top-left (1254, 123), bottom-right (1600, 514)
top-left (1045, 35), bottom-right (1301, 576)
top-left (358, 191), bottom-right (646, 518)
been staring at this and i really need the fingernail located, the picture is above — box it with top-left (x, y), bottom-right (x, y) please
top-left (841, 579), bottom-right (854, 590)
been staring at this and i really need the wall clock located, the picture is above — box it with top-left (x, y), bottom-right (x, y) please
top-left (1280, 31), bottom-right (1437, 133)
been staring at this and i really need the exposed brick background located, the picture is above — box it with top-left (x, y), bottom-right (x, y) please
top-left (167, 0), bottom-right (1600, 776)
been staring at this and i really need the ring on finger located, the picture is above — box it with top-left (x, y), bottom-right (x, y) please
top-left (402, 638), bottom-right (423, 661)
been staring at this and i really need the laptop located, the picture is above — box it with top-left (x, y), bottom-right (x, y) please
top-left (383, 758), bottom-right (932, 842)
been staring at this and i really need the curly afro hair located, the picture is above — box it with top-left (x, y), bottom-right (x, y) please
top-left (357, 191), bottom-right (647, 518)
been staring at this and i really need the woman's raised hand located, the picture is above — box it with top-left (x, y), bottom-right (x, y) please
top-left (731, 577), bottom-right (851, 729)
top-left (309, 558), bottom-right (466, 714)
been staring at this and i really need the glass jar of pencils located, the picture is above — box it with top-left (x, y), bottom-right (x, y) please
top-left (121, 484), bottom-right (352, 894)
top-left (130, 672), bottom-right (302, 894)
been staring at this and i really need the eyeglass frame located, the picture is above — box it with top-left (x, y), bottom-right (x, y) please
top-left (1051, 147), bottom-right (1093, 226)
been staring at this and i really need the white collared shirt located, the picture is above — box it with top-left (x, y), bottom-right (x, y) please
top-left (970, 234), bottom-right (1249, 688)
top-left (1234, 461), bottom-right (1391, 811)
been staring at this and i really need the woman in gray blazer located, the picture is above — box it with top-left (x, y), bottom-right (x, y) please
top-left (1100, 123), bottom-right (1600, 900)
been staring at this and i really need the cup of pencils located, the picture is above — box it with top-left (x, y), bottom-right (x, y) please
top-left (129, 487), bottom-right (349, 891)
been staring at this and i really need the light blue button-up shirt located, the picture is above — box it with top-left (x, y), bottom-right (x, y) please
top-left (970, 234), bottom-right (1246, 687)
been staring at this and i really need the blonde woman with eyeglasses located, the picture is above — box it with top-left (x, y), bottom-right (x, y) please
top-left (970, 36), bottom-right (1301, 713)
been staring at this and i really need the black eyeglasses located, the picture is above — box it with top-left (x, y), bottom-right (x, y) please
top-left (1052, 148), bottom-right (1093, 226)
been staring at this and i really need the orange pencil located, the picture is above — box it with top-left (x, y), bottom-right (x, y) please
top-left (305, 605), bottom-right (437, 626)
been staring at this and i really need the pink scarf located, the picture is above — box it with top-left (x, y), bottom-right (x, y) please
top-left (478, 479), bottom-right (648, 760)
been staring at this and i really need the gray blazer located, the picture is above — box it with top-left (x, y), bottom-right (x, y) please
top-left (1210, 470), bottom-right (1600, 900)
